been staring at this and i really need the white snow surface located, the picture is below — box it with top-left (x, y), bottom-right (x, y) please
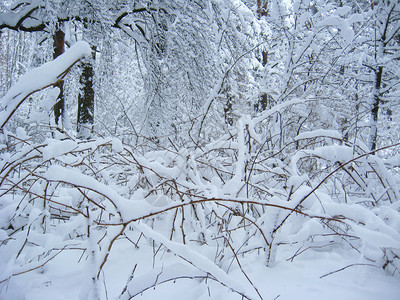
top-left (2, 237), bottom-right (399, 300)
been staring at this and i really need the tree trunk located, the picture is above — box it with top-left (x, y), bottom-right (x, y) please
top-left (77, 47), bottom-right (95, 139)
top-left (256, 0), bottom-right (270, 112)
top-left (224, 95), bottom-right (234, 126)
top-left (369, 66), bottom-right (383, 152)
top-left (369, 3), bottom-right (393, 152)
top-left (53, 29), bottom-right (65, 126)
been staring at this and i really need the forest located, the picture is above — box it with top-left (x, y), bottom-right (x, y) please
top-left (0, 0), bottom-right (399, 299)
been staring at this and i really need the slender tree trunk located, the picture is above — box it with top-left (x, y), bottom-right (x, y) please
top-left (53, 29), bottom-right (65, 126)
top-left (369, 66), bottom-right (383, 152)
top-left (77, 47), bottom-right (95, 139)
top-left (224, 94), bottom-right (234, 126)
top-left (368, 3), bottom-right (393, 152)
top-left (256, 0), bottom-right (270, 112)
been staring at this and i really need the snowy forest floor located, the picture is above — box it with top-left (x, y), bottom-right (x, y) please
top-left (3, 237), bottom-right (400, 300)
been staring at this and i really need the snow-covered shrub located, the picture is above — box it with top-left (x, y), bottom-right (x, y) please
top-left (1, 99), bottom-right (399, 298)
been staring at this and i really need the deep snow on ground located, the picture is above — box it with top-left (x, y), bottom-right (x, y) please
top-left (2, 237), bottom-right (399, 300)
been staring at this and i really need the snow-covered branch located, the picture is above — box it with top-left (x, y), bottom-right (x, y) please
top-left (0, 41), bottom-right (92, 129)
top-left (0, 2), bottom-right (45, 32)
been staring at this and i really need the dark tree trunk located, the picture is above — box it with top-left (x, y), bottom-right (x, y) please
top-left (255, 93), bottom-right (269, 112)
top-left (77, 47), bottom-right (95, 139)
top-left (370, 66), bottom-right (383, 152)
top-left (256, 0), bottom-right (269, 112)
top-left (53, 29), bottom-right (65, 126)
top-left (369, 3), bottom-right (393, 152)
top-left (257, 0), bottom-right (268, 18)
top-left (224, 95), bottom-right (234, 126)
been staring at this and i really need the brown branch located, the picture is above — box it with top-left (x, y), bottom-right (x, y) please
top-left (225, 237), bottom-right (263, 300)
top-left (94, 196), bottom-right (344, 227)
top-left (97, 224), bottom-right (127, 279)
top-left (216, 202), bottom-right (270, 247)
top-left (320, 263), bottom-right (378, 279)
top-left (0, 246), bottom-right (67, 284)
top-left (1, 57), bottom-right (83, 129)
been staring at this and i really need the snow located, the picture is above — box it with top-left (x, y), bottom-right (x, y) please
top-left (43, 165), bottom-right (158, 222)
top-left (253, 98), bottom-right (305, 124)
top-left (111, 137), bottom-right (124, 153)
top-left (2, 239), bottom-right (399, 300)
top-left (42, 139), bottom-right (78, 161)
top-left (133, 222), bottom-right (257, 299)
top-left (299, 11), bottom-right (312, 27)
top-left (307, 145), bottom-right (355, 162)
top-left (317, 16), bottom-right (355, 43)
top-left (295, 129), bottom-right (342, 141)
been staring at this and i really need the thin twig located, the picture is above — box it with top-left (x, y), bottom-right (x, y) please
top-left (320, 263), bottom-right (378, 279)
